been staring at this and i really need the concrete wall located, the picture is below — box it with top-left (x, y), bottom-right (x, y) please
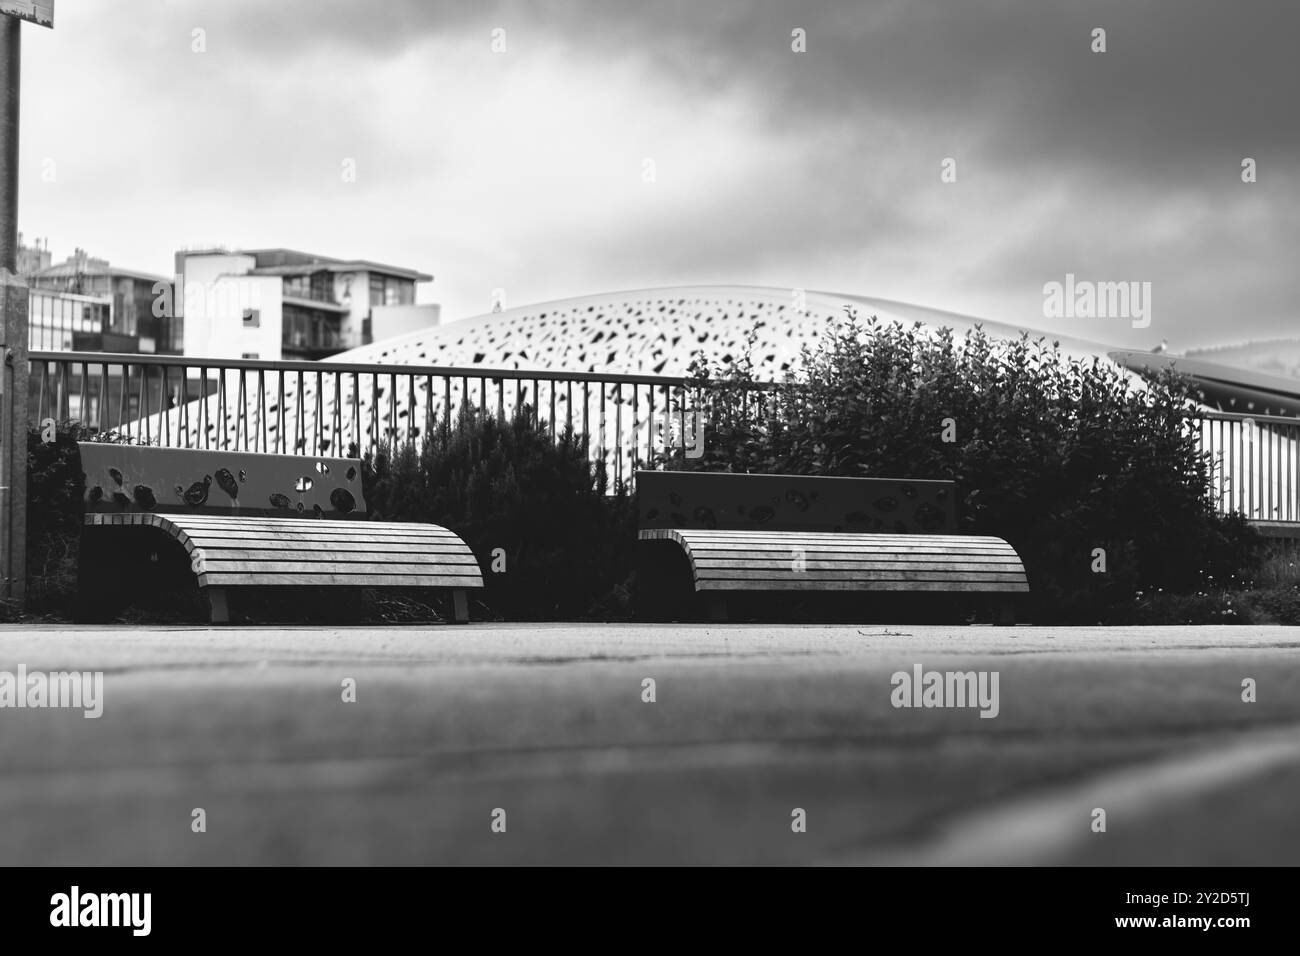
top-left (183, 273), bottom-right (281, 361)
top-left (370, 303), bottom-right (441, 344)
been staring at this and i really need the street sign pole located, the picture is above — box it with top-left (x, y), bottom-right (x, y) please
top-left (0, 11), bottom-right (26, 605)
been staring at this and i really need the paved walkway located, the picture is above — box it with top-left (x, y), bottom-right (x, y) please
top-left (1, 623), bottom-right (1297, 865)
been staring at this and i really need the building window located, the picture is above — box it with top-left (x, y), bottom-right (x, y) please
top-left (282, 304), bottom-right (341, 355)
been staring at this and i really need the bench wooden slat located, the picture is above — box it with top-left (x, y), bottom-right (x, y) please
top-left (698, 579), bottom-right (1032, 593)
top-left (197, 572), bottom-right (482, 587)
top-left (693, 559), bottom-right (1027, 572)
top-left (168, 528), bottom-right (461, 543)
top-left (173, 532), bottom-right (462, 548)
top-left (642, 531), bottom-right (1011, 548)
top-left (195, 547), bottom-right (481, 562)
top-left (685, 546), bottom-right (1022, 559)
top-left (200, 562), bottom-right (485, 575)
top-left (152, 519), bottom-right (459, 538)
top-left (643, 527), bottom-right (1029, 597)
top-left (696, 570), bottom-right (1027, 582)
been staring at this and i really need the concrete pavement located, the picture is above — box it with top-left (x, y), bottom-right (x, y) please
top-left (1, 623), bottom-right (1298, 865)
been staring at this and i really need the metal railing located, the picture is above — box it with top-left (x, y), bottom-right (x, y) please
top-left (1194, 410), bottom-right (1300, 522)
top-left (27, 351), bottom-right (763, 487)
top-left (26, 351), bottom-right (1300, 518)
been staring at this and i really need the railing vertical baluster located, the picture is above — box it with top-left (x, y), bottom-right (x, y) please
top-left (119, 363), bottom-right (131, 440)
top-left (295, 370), bottom-right (305, 454)
top-left (79, 361), bottom-right (89, 425)
top-left (478, 377), bottom-right (485, 417)
top-left (370, 373), bottom-right (380, 456)
top-left (332, 372), bottom-right (342, 454)
top-left (631, 382), bottom-right (638, 469)
top-left (57, 360), bottom-right (69, 422)
top-left (445, 377), bottom-right (453, 437)
top-left (277, 371), bottom-right (287, 454)
top-left (37, 361), bottom-right (49, 423)
top-left (497, 378), bottom-right (504, 422)
top-left (1266, 422), bottom-right (1273, 518)
top-left (259, 369), bottom-right (269, 453)
top-left (389, 372), bottom-right (398, 446)
top-left (316, 371), bottom-right (324, 454)
top-left (1217, 418), bottom-right (1225, 509)
top-left (647, 384), bottom-right (655, 466)
top-left (237, 368), bottom-right (248, 451)
top-left (615, 382), bottom-right (622, 486)
top-left (598, 383), bottom-right (606, 474)
top-left (423, 374), bottom-right (433, 441)
top-left (160, 365), bottom-right (170, 447)
top-left (549, 380), bottom-right (556, 439)
top-left (1240, 417), bottom-right (1247, 515)
top-left (196, 367), bottom-right (206, 449)
top-left (408, 374), bottom-right (417, 445)
top-left (1290, 424), bottom-right (1296, 521)
top-left (582, 381), bottom-right (590, 456)
top-left (681, 385), bottom-right (691, 468)
top-left (178, 365), bottom-right (189, 446)
top-left (98, 364), bottom-right (109, 435)
top-left (218, 368), bottom-right (230, 451)
top-left (350, 372), bottom-right (360, 456)
top-left (138, 363), bottom-right (151, 445)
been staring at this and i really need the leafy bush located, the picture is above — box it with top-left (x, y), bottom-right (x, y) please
top-left (25, 422), bottom-right (139, 614)
top-left (670, 311), bottom-right (1264, 622)
top-left (362, 403), bottom-right (637, 620)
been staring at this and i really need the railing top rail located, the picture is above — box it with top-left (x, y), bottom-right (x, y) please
top-left (1190, 409), bottom-right (1300, 426)
top-left (28, 350), bottom-right (692, 388)
top-left (28, 349), bottom-right (787, 389)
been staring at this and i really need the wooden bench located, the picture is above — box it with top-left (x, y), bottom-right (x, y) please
top-left (635, 470), bottom-right (1029, 622)
top-left (76, 443), bottom-right (484, 624)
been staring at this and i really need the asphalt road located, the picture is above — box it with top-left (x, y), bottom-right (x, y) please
top-left (1, 623), bottom-right (1298, 866)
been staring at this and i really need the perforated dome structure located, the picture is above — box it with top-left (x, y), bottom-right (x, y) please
top-left (331, 285), bottom-right (1114, 377)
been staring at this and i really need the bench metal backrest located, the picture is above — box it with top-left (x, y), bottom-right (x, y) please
top-left (78, 443), bottom-right (368, 519)
top-left (635, 470), bottom-right (956, 534)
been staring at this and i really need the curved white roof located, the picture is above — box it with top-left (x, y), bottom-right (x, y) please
top-left (331, 285), bottom-right (1118, 379)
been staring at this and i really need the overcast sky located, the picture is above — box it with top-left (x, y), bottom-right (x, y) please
top-left (16, 0), bottom-right (1299, 350)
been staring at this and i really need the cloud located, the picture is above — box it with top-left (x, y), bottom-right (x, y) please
top-left (16, 0), bottom-right (1299, 352)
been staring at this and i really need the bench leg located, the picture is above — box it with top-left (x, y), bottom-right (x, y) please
top-left (706, 593), bottom-right (728, 623)
top-left (207, 587), bottom-right (230, 625)
top-left (75, 530), bottom-right (129, 624)
top-left (451, 588), bottom-right (470, 624)
top-left (995, 598), bottom-right (1016, 626)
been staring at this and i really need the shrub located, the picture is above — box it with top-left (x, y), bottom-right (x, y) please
top-left (362, 403), bottom-right (637, 620)
top-left (669, 311), bottom-right (1264, 622)
top-left (25, 422), bottom-right (139, 613)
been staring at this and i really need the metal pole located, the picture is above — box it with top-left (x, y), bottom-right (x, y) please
top-left (0, 14), bottom-right (25, 604)
top-left (0, 14), bottom-right (18, 271)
